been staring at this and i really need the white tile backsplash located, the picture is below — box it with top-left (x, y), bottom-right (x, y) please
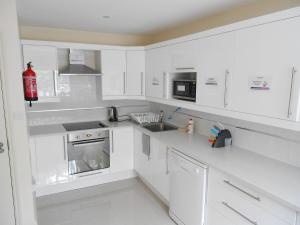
top-left (150, 102), bottom-right (300, 168)
top-left (27, 101), bottom-right (150, 126)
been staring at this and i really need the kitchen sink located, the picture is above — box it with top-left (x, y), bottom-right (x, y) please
top-left (142, 123), bottom-right (178, 132)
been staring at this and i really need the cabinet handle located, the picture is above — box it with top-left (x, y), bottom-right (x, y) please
top-left (166, 147), bottom-right (169, 174)
top-left (63, 136), bottom-right (67, 161)
top-left (141, 72), bottom-right (144, 96)
top-left (224, 180), bottom-right (260, 201)
top-left (224, 70), bottom-right (229, 107)
top-left (53, 70), bottom-right (58, 97)
top-left (163, 72), bottom-right (166, 99)
top-left (111, 131), bottom-right (114, 153)
top-left (222, 202), bottom-right (258, 225)
top-left (176, 67), bottom-right (195, 70)
top-left (123, 72), bottom-right (126, 94)
top-left (287, 67), bottom-right (297, 118)
top-left (148, 140), bottom-right (151, 161)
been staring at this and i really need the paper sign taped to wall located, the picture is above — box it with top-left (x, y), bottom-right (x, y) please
top-left (249, 76), bottom-right (271, 90)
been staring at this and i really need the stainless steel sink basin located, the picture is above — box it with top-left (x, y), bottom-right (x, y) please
top-left (142, 123), bottom-right (178, 132)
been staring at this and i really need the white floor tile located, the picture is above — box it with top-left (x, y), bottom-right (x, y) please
top-left (36, 178), bottom-right (176, 225)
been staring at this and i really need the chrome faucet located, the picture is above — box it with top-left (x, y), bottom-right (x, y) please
top-left (159, 110), bottom-right (164, 129)
top-left (159, 110), bottom-right (164, 123)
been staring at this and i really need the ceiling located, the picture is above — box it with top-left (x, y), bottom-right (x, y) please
top-left (16, 0), bottom-right (255, 35)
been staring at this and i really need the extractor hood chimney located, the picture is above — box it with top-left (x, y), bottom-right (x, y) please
top-left (59, 49), bottom-right (102, 76)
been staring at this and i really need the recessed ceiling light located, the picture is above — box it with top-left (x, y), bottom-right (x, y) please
top-left (102, 16), bottom-right (111, 19)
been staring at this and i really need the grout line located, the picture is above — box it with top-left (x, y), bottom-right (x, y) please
top-left (26, 104), bottom-right (149, 113)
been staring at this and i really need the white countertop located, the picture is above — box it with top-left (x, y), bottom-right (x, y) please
top-left (29, 121), bottom-right (300, 211)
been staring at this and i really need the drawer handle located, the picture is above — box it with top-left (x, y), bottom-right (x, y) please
top-left (287, 67), bottom-right (297, 118)
top-left (222, 202), bottom-right (258, 225)
top-left (176, 67), bottom-right (195, 70)
top-left (224, 180), bottom-right (261, 202)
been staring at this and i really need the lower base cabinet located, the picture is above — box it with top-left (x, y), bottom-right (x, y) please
top-left (206, 168), bottom-right (298, 225)
top-left (29, 134), bottom-right (68, 186)
top-left (134, 129), bottom-right (170, 202)
top-left (29, 127), bottom-right (135, 196)
top-left (110, 127), bottom-right (134, 173)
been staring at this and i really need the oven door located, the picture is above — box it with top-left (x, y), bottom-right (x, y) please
top-left (67, 138), bottom-right (110, 175)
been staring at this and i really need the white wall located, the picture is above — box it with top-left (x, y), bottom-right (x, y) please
top-left (0, 0), bottom-right (37, 225)
top-left (150, 102), bottom-right (300, 168)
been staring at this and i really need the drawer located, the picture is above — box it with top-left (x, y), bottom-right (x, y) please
top-left (206, 204), bottom-right (238, 225)
top-left (208, 201), bottom-right (292, 225)
top-left (207, 168), bottom-right (297, 225)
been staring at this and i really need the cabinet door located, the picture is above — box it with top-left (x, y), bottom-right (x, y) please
top-left (170, 40), bottom-right (198, 72)
top-left (22, 45), bottom-right (58, 99)
top-left (126, 51), bottom-right (145, 96)
top-left (150, 138), bottom-right (170, 201)
top-left (146, 47), bottom-right (170, 99)
top-left (111, 127), bottom-right (134, 173)
top-left (229, 17), bottom-right (300, 120)
top-left (33, 135), bottom-right (68, 186)
top-left (133, 129), bottom-right (152, 183)
top-left (102, 50), bottom-right (126, 96)
top-left (197, 32), bottom-right (235, 109)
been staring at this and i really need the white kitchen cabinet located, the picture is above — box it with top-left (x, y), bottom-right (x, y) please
top-left (228, 17), bottom-right (300, 121)
top-left (110, 127), bottom-right (134, 173)
top-left (126, 50), bottom-right (145, 96)
top-left (169, 40), bottom-right (198, 72)
top-left (206, 204), bottom-right (236, 225)
top-left (207, 168), bottom-right (297, 225)
top-left (197, 32), bottom-right (235, 109)
top-left (101, 50), bottom-right (127, 97)
top-left (30, 134), bottom-right (68, 186)
top-left (22, 44), bottom-right (58, 100)
top-left (146, 46), bottom-right (170, 99)
top-left (149, 138), bottom-right (170, 201)
top-left (134, 129), bottom-right (170, 202)
top-left (134, 129), bottom-right (152, 182)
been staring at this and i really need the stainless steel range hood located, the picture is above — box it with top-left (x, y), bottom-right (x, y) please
top-left (59, 64), bottom-right (101, 76)
top-left (58, 49), bottom-right (102, 76)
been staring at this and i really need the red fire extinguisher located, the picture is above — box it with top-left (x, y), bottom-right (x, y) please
top-left (23, 62), bottom-right (38, 107)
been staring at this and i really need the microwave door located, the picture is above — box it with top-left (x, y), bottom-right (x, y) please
top-left (174, 82), bottom-right (189, 96)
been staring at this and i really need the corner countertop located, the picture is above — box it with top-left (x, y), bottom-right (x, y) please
top-left (29, 121), bottom-right (300, 211)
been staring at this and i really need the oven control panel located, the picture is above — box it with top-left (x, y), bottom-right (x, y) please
top-left (67, 129), bottom-right (109, 142)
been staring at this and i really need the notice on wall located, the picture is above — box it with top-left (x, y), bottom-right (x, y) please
top-left (205, 77), bottom-right (218, 86)
top-left (248, 76), bottom-right (271, 90)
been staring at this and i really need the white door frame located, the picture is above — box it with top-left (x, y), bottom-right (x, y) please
top-left (0, 38), bottom-right (16, 225)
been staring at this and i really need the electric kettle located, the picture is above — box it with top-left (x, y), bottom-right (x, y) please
top-left (108, 106), bottom-right (118, 122)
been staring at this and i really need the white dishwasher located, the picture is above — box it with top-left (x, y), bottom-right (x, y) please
top-left (169, 149), bottom-right (208, 225)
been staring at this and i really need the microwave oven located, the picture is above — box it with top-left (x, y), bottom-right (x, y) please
top-left (173, 80), bottom-right (196, 102)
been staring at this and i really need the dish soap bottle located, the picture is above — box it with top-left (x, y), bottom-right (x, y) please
top-left (187, 119), bottom-right (194, 134)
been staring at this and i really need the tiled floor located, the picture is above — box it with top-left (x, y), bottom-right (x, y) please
top-left (36, 178), bottom-right (176, 225)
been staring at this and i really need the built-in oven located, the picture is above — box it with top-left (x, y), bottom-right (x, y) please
top-left (66, 129), bottom-right (110, 176)
top-left (173, 79), bottom-right (196, 102)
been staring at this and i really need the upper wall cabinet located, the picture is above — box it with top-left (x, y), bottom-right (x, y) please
top-left (101, 50), bottom-right (127, 97)
top-left (126, 51), bottom-right (145, 97)
top-left (22, 45), bottom-right (58, 101)
top-left (170, 40), bottom-right (198, 72)
top-left (102, 49), bottom-right (145, 100)
top-left (197, 32), bottom-right (236, 109)
top-left (146, 47), bottom-right (171, 99)
top-left (228, 17), bottom-right (300, 121)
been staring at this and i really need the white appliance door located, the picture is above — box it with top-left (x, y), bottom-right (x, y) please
top-left (0, 49), bottom-right (16, 225)
top-left (169, 150), bottom-right (207, 225)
